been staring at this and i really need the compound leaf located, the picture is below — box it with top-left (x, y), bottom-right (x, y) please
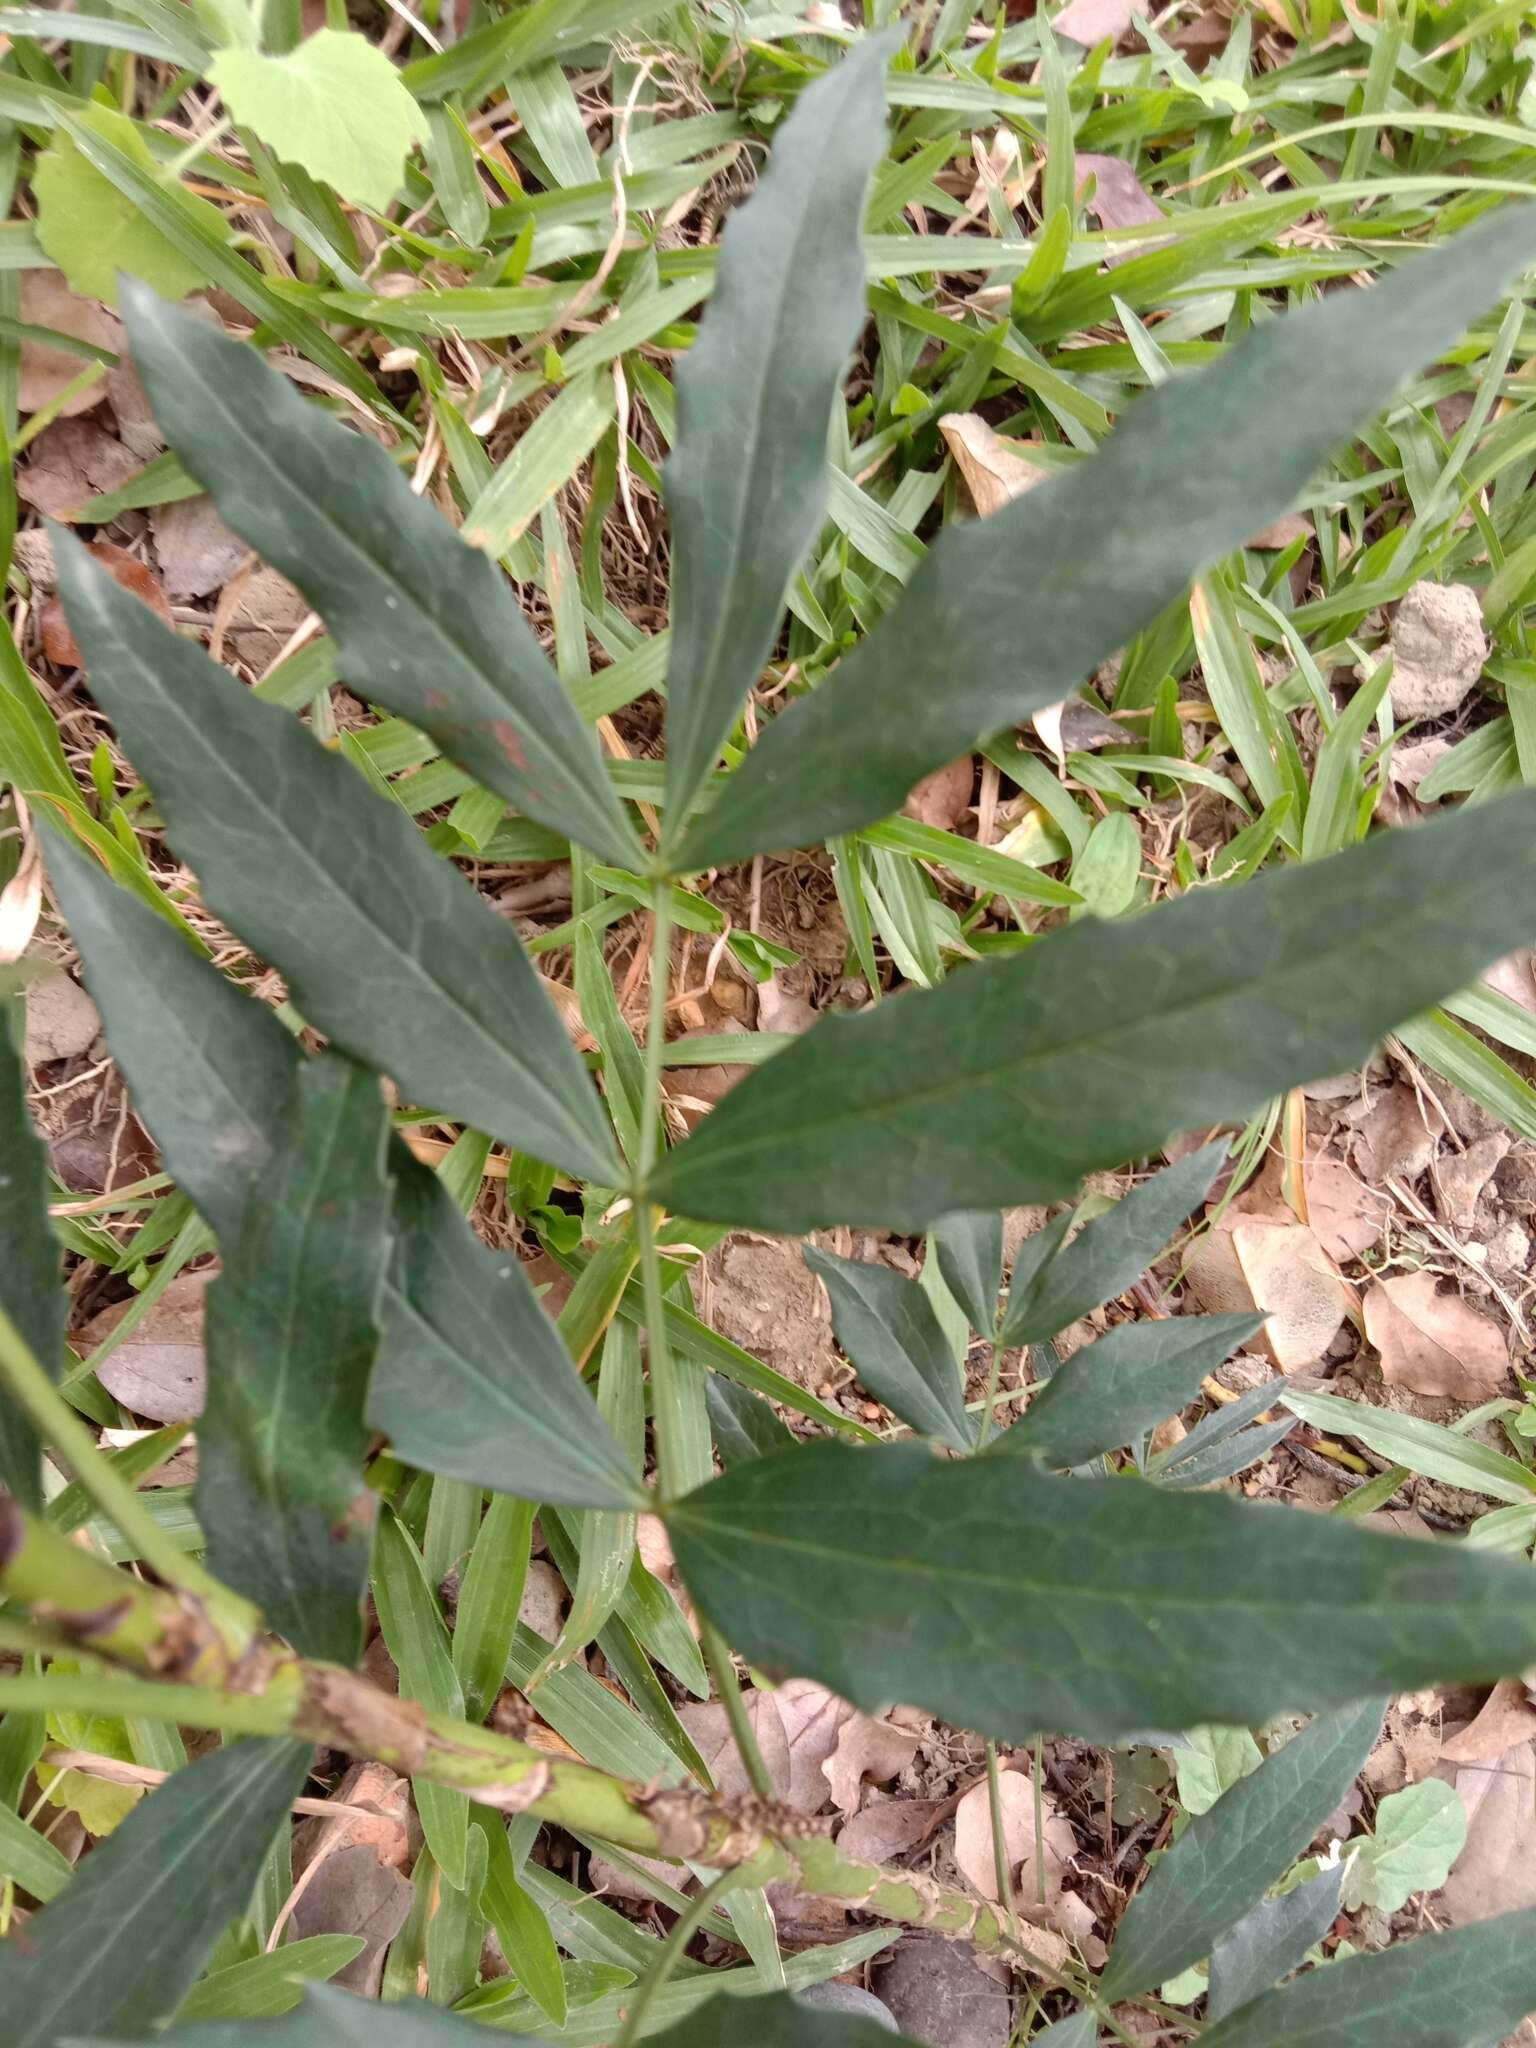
top-left (1002, 1143), bottom-right (1226, 1347)
top-left (53, 532), bottom-right (622, 1186)
top-left (805, 1246), bottom-right (973, 1452)
top-left (117, 280), bottom-right (641, 868)
top-left (44, 834), bottom-right (643, 1511)
top-left (0, 1737), bottom-right (310, 2048)
top-left (1197, 1909), bottom-right (1536, 2048)
top-left (0, 1008), bottom-right (62, 1508)
top-left (198, 1054), bottom-right (390, 1664)
top-left (992, 1311), bottom-right (1262, 1471)
top-left (1099, 1697), bottom-right (1385, 2000)
top-left (675, 205), bottom-right (1536, 869)
top-left (652, 793), bottom-right (1536, 1231)
top-left (668, 1442), bottom-right (1536, 1745)
top-left (661, 38), bottom-right (889, 832)
top-left (209, 29), bottom-right (428, 211)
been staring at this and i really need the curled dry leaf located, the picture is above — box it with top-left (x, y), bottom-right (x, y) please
top-left (1186, 1217), bottom-right (1349, 1370)
top-left (41, 543), bottom-right (172, 667)
top-left (1363, 1270), bottom-right (1508, 1400)
top-left (1432, 1132), bottom-right (1510, 1235)
top-left (938, 414), bottom-right (1048, 521)
top-left (83, 1270), bottom-right (211, 1423)
top-left (822, 1712), bottom-right (921, 1817)
top-left (952, 1767), bottom-right (1074, 1910)
top-left (0, 817), bottom-right (43, 966)
top-left (1349, 1081), bottom-right (1445, 1183)
top-left (152, 496), bottom-right (255, 603)
top-left (17, 416), bottom-right (138, 520)
top-left (290, 1760), bottom-right (414, 1998)
top-left (775, 1677), bottom-right (856, 1813)
top-left (1074, 154), bottom-right (1163, 244)
top-left (1441, 1681), bottom-right (1536, 1766)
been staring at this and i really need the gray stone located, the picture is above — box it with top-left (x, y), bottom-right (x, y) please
top-left (873, 1935), bottom-right (1011, 2047)
top-left (796, 1979), bottom-right (900, 2031)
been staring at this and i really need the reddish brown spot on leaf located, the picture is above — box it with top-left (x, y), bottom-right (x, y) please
top-left (491, 720), bottom-right (530, 774)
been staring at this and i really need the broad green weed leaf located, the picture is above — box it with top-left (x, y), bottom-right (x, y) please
top-left (1002, 1142), bottom-right (1227, 1347)
top-left (0, 1009), bottom-right (62, 1508)
top-left (198, 1055), bottom-right (389, 1665)
top-left (0, 1737), bottom-right (309, 2047)
top-left (1100, 1698), bottom-right (1384, 2000)
top-left (43, 834), bottom-right (644, 1510)
top-left (667, 1441), bottom-right (1536, 1745)
top-left (209, 30), bottom-right (428, 210)
top-left (34, 105), bottom-right (230, 305)
top-left (932, 1211), bottom-right (1004, 1337)
top-left (1343, 1780), bottom-right (1467, 1914)
top-left (117, 282), bottom-right (642, 868)
top-left (675, 205), bottom-right (1536, 870)
top-left (804, 1246), bottom-right (973, 1451)
top-left (1207, 1866), bottom-right (1345, 2020)
top-left (1174, 1725), bottom-right (1264, 1816)
top-left (652, 793), bottom-right (1536, 1231)
top-left (991, 1311), bottom-right (1262, 1470)
top-left (53, 533), bottom-right (622, 1186)
top-left (660, 38), bottom-right (890, 833)
top-left (1196, 1909), bottom-right (1536, 2048)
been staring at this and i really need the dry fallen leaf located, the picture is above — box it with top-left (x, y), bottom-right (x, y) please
top-left (1052, 0), bottom-right (1137, 46)
top-left (774, 1678), bottom-right (856, 1813)
top-left (678, 1692), bottom-right (792, 1805)
top-left (837, 1795), bottom-right (949, 1865)
top-left (1483, 951), bottom-right (1536, 1017)
top-left (952, 1768), bottom-right (1074, 1909)
top-left (290, 1760), bottom-right (414, 1997)
top-left (1246, 511), bottom-right (1313, 551)
top-left (1433, 1132), bottom-right (1510, 1235)
top-left (1438, 1742), bottom-right (1536, 1927)
top-left (1304, 1148), bottom-right (1391, 1265)
top-left (41, 541), bottom-right (172, 667)
top-left (1441, 1682), bottom-right (1536, 1766)
top-left (1364, 1271), bottom-right (1508, 1400)
top-left (17, 415), bottom-right (138, 521)
top-left (1349, 1080), bottom-right (1445, 1183)
top-left (755, 971), bottom-right (819, 1036)
top-left (151, 495), bottom-right (254, 602)
top-left (84, 1271), bottom-right (211, 1423)
top-left (1074, 153), bottom-right (1163, 232)
top-left (822, 1713), bottom-right (921, 1817)
top-left (1186, 1217), bottom-right (1349, 1370)
top-left (938, 414), bottom-right (1048, 521)
top-left (19, 272), bottom-right (122, 418)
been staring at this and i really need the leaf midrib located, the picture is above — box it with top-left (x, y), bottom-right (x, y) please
top-left (99, 586), bottom-right (611, 1175)
top-left (660, 845), bottom-right (1506, 1180)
